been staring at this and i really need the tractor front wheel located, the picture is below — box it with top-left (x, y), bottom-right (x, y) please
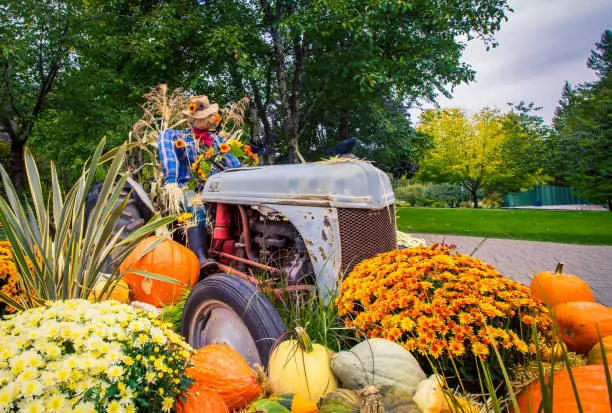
top-left (181, 274), bottom-right (286, 367)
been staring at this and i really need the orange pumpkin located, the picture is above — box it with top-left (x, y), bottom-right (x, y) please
top-left (587, 335), bottom-right (612, 365)
top-left (119, 236), bottom-right (199, 307)
top-left (174, 386), bottom-right (229, 413)
top-left (530, 262), bottom-right (595, 306)
top-left (514, 365), bottom-right (612, 413)
top-left (185, 344), bottom-right (264, 410)
top-left (554, 301), bottom-right (612, 354)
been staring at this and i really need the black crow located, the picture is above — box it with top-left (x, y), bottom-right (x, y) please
top-left (248, 137), bottom-right (267, 155)
top-left (327, 137), bottom-right (363, 155)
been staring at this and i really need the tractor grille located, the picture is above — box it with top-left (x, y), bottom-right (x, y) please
top-left (337, 205), bottom-right (397, 276)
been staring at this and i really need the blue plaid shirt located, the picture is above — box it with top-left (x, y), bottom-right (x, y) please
top-left (158, 129), bottom-right (240, 185)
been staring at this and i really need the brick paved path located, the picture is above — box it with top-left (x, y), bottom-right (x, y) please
top-left (411, 233), bottom-right (612, 306)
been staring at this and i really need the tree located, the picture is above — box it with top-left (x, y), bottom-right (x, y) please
top-left (416, 108), bottom-right (507, 208)
top-left (0, 1), bottom-right (88, 192)
top-left (489, 101), bottom-right (550, 194)
top-left (552, 30), bottom-right (612, 210)
top-left (187, 0), bottom-right (512, 164)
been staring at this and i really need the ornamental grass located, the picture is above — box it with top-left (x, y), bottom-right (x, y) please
top-left (336, 244), bottom-right (553, 389)
top-left (0, 300), bottom-right (193, 412)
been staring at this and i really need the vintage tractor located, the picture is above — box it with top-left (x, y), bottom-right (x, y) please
top-left (91, 160), bottom-right (397, 367)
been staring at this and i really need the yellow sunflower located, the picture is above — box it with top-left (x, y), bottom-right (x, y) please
top-left (175, 139), bottom-right (186, 149)
top-left (187, 103), bottom-right (197, 113)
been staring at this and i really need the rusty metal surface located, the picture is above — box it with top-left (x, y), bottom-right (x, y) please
top-left (262, 204), bottom-right (342, 303)
top-left (216, 263), bottom-right (260, 286)
top-left (213, 251), bottom-right (281, 274)
top-left (338, 205), bottom-right (398, 275)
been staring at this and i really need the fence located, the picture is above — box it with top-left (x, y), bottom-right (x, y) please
top-left (503, 185), bottom-right (588, 207)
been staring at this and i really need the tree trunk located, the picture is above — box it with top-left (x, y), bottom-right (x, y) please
top-left (248, 102), bottom-right (262, 165)
top-left (9, 138), bottom-right (26, 194)
top-left (608, 199), bottom-right (611, 211)
top-left (339, 107), bottom-right (349, 141)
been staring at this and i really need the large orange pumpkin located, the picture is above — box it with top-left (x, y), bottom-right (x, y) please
top-left (514, 365), bottom-right (612, 413)
top-left (185, 344), bottom-right (264, 410)
top-left (119, 236), bottom-right (199, 307)
top-left (530, 262), bottom-right (595, 306)
top-left (587, 335), bottom-right (612, 365)
top-left (174, 386), bottom-right (229, 413)
top-left (554, 301), bottom-right (612, 354)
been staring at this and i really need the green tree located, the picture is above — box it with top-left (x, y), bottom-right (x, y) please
top-left (188, 0), bottom-right (512, 163)
top-left (0, 0), bottom-right (89, 192)
top-left (416, 108), bottom-right (508, 208)
top-left (489, 101), bottom-right (550, 194)
top-left (552, 30), bottom-right (612, 210)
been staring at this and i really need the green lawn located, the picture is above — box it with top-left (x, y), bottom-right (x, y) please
top-left (396, 208), bottom-right (612, 245)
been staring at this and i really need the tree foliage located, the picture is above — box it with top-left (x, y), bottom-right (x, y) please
top-left (2, 0), bottom-right (512, 191)
top-left (551, 30), bottom-right (612, 210)
top-left (416, 106), bottom-right (548, 207)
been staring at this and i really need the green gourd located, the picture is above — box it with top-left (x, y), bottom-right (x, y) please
top-left (268, 393), bottom-right (319, 413)
top-left (330, 338), bottom-right (426, 397)
top-left (248, 399), bottom-right (291, 413)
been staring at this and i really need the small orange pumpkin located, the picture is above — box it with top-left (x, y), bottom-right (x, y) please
top-left (514, 365), bottom-right (612, 413)
top-left (174, 386), bottom-right (229, 413)
top-left (587, 335), bottom-right (612, 365)
top-left (554, 301), bottom-right (612, 354)
top-left (185, 344), bottom-right (264, 411)
top-left (530, 262), bottom-right (595, 307)
top-left (119, 236), bottom-right (199, 307)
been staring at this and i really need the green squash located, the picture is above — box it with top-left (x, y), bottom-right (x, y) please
top-left (248, 399), bottom-right (291, 413)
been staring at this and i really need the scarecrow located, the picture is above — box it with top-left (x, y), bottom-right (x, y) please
top-left (158, 95), bottom-right (240, 267)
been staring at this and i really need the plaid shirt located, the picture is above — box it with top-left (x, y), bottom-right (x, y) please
top-left (158, 128), bottom-right (240, 185)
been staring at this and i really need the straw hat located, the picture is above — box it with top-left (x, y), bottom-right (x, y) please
top-left (182, 95), bottom-right (219, 119)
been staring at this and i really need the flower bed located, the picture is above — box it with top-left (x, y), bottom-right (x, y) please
top-left (336, 244), bottom-right (554, 386)
top-left (0, 300), bottom-right (193, 412)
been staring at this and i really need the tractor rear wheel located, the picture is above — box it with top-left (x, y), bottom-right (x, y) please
top-left (181, 274), bottom-right (286, 367)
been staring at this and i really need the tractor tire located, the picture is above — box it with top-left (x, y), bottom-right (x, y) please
top-left (85, 183), bottom-right (149, 273)
top-left (181, 274), bottom-right (286, 367)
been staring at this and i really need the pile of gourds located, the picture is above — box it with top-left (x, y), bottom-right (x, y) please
top-left (514, 263), bottom-right (612, 412)
top-left (174, 327), bottom-right (462, 413)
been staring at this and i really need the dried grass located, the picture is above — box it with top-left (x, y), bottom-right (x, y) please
top-left (509, 352), bottom-right (587, 396)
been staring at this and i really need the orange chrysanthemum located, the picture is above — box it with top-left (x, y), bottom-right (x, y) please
top-left (244, 145), bottom-right (253, 156)
top-left (204, 148), bottom-right (215, 158)
top-left (219, 143), bottom-right (230, 153)
top-left (336, 244), bottom-right (553, 389)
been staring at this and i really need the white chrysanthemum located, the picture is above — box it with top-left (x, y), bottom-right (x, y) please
top-left (18, 398), bottom-right (45, 413)
top-left (44, 393), bottom-right (71, 411)
top-left (107, 365), bottom-right (124, 383)
top-left (18, 368), bottom-right (39, 382)
top-left (73, 401), bottom-right (97, 413)
top-left (0, 369), bottom-right (11, 385)
top-left (20, 379), bottom-right (43, 398)
top-left (0, 383), bottom-right (16, 408)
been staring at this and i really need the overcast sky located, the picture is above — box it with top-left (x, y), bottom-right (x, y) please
top-left (411, 0), bottom-right (612, 124)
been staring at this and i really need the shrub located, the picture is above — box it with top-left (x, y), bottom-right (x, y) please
top-left (0, 241), bottom-right (30, 315)
top-left (0, 299), bottom-right (193, 412)
top-left (336, 244), bottom-right (553, 388)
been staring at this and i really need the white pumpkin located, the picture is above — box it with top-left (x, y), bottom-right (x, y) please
top-left (330, 338), bottom-right (427, 397)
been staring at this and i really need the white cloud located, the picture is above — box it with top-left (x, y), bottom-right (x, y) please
top-left (410, 0), bottom-right (612, 124)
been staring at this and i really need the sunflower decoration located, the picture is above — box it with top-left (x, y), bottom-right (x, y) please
top-left (175, 138), bottom-right (186, 149)
top-left (188, 139), bottom-right (259, 189)
top-left (187, 102), bottom-right (197, 113)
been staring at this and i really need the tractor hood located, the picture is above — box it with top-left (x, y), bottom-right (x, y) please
top-left (201, 161), bottom-right (395, 208)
